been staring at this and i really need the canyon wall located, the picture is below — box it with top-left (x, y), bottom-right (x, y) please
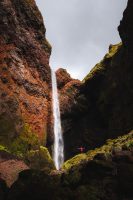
top-left (60, 0), bottom-right (133, 160)
top-left (0, 0), bottom-right (52, 149)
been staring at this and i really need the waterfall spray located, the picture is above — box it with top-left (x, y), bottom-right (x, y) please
top-left (51, 69), bottom-right (64, 170)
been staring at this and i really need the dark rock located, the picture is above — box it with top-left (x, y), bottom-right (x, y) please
top-left (7, 170), bottom-right (64, 200)
top-left (5, 130), bottom-right (133, 200)
top-left (0, 178), bottom-right (8, 200)
top-left (62, 0), bottom-right (133, 160)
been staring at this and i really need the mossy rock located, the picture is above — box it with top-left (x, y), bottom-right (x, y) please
top-left (83, 43), bottom-right (122, 83)
top-left (63, 153), bottom-right (87, 171)
top-left (25, 146), bottom-right (55, 173)
top-left (0, 118), bottom-right (40, 158)
top-left (9, 124), bottom-right (40, 158)
top-left (63, 131), bottom-right (133, 172)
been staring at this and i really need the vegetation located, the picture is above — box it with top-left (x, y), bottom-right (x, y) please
top-left (83, 43), bottom-right (122, 83)
top-left (9, 124), bottom-right (40, 158)
top-left (63, 153), bottom-right (87, 171)
top-left (25, 146), bottom-right (55, 172)
top-left (63, 131), bottom-right (133, 171)
top-left (0, 145), bottom-right (9, 152)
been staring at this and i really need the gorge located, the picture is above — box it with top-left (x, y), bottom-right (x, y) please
top-left (0, 0), bottom-right (133, 200)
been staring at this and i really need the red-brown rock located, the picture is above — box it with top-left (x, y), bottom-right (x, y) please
top-left (56, 68), bottom-right (72, 89)
top-left (0, 0), bottom-right (52, 146)
top-left (0, 151), bottom-right (29, 187)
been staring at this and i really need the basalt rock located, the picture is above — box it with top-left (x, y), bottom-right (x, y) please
top-left (61, 0), bottom-right (133, 160)
top-left (0, 0), bottom-right (52, 150)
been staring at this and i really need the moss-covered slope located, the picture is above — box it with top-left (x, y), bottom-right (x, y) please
top-left (3, 131), bottom-right (133, 200)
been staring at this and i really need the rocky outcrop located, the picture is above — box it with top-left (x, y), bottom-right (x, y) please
top-left (61, 1), bottom-right (133, 160)
top-left (57, 69), bottom-right (81, 115)
top-left (61, 131), bottom-right (133, 200)
top-left (25, 146), bottom-right (55, 172)
top-left (56, 68), bottom-right (72, 89)
top-left (0, 0), bottom-right (52, 150)
top-left (3, 131), bottom-right (133, 200)
top-left (0, 150), bottom-right (29, 187)
top-left (0, 145), bottom-right (55, 187)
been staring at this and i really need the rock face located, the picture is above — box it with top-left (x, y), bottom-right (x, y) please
top-left (0, 0), bottom-right (52, 149)
top-left (0, 150), bottom-right (29, 187)
top-left (61, 0), bottom-right (133, 160)
top-left (57, 68), bottom-right (81, 115)
top-left (0, 145), bottom-right (55, 187)
top-left (56, 68), bottom-right (72, 89)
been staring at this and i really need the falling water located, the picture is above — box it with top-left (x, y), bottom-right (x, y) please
top-left (51, 69), bottom-right (64, 170)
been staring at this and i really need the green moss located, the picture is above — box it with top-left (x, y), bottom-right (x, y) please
top-left (25, 146), bottom-right (55, 172)
top-left (0, 118), bottom-right (53, 171)
top-left (9, 124), bottom-right (40, 157)
top-left (86, 131), bottom-right (133, 159)
top-left (83, 43), bottom-right (122, 83)
top-left (63, 131), bottom-right (133, 172)
top-left (0, 145), bottom-right (9, 152)
top-left (63, 153), bottom-right (87, 171)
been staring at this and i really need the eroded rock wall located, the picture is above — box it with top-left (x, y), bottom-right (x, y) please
top-left (0, 0), bottom-right (52, 147)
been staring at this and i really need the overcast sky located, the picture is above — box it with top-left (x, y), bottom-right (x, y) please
top-left (36, 0), bottom-right (128, 80)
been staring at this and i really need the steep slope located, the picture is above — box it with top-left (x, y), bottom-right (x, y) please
top-left (61, 1), bottom-right (133, 160)
top-left (0, 0), bottom-right (52, 150)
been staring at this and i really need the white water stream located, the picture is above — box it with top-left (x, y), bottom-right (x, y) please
top-left (51, 69), bottom-right (64, 170)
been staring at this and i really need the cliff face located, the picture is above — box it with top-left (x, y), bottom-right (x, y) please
top-left (61, 0), bottom-right (133, 160)
top-left (56, 68), bottom-right (81, 116)
top-left (0, 0), bottom-right (52, 148)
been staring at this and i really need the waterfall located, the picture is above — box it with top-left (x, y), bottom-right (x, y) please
top-left (51, 69), bottom-right (64, 170)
